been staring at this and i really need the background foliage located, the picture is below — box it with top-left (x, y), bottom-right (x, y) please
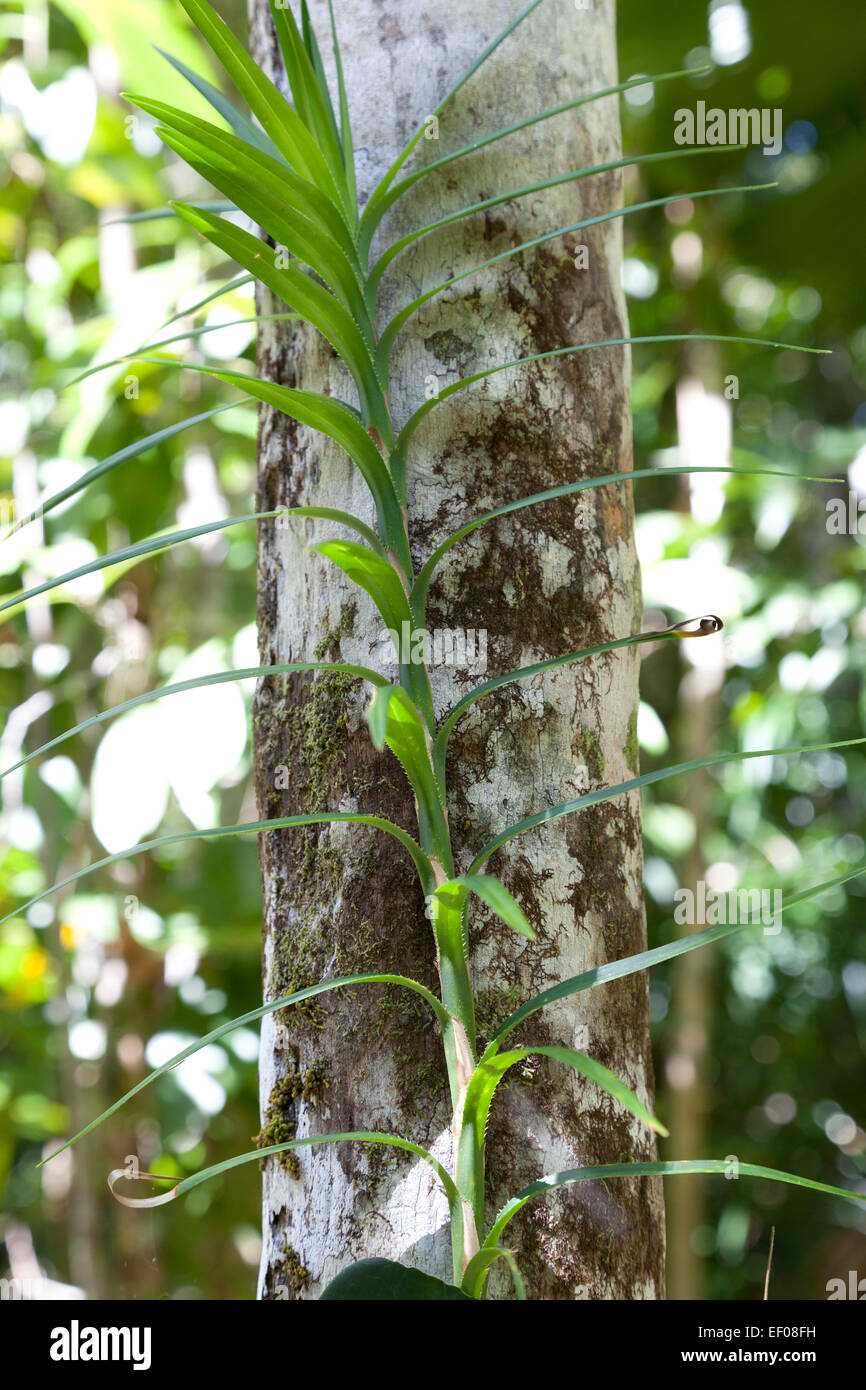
top-left (1, 0), bottom-right (863, 1298)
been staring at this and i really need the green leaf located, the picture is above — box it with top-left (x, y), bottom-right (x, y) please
top-left (66, 315), bottom-right (298, 391)
top-left (433, 627), bottom-right (686, 783)
top-left (461, 1049), bottom-right (665, 1163)
top-left (366, 683), bottom-right (393, 751)
top-left (5, 402), bottom-right (243, 535)
top-left (269, 0), bottom-right (349, 215)
top-left (316, 540), bottom-right (433, 727)
top-left (105, 198), bottom-right (235, 225)
top-left (470, 738), bottom-right (866, 872)
top-left (424, 885), bottom-right (476, 1059)
top-left (179, 1134), bottom-right (457, 1207)
top-left (325, 0), bottom-right (356, 213)
top-left (174, 0), bottom-right (348, 216)
top-left (0, 511), bottom-right (280, 618)
top-left (488, 863), bottom-right (866, 1050)
top-left (1, 813), bottom-right (435, 930)
top-left (169, 203), bottom-right (382, 413)
top-left (281, 505), bottom-right (385, 555)
top-left (109, 1134), bottom-right (459, 1213)
top-left (155, 44), bottom-right (284, 161)
top-left (486, 1161), bottom-right (866, 1251)
top-left (377, 185), bottom-right (776, 367)
top-left (129, 93), bottom-right (362, 262)
top-left (120, 357), bottom-right (402, 553)
top-left (397, 335), bottom-right (828, 467)
top-left (363, 686), bottom-right (450, 863)
top-left (410, 463), bottom-right (833, 625)
top-left (1, 661), bottom-right (388, 782)
top-left (302, 0), bottom-right (341, 145)
top-left (424, 875), bottom-right (532, 1056)
top-left (440, 874), bottom-right (535, 941)
top-left (320, 1259), bottom-right (472, 1302)
top-left (457, 1044), bottom-right (667, 1233)
top-left (316, 538), bottom-right (412, 636)
top-left (361, 66), bottom-right (713, 250)
top-left (369, 145), bottom-right (742, 297)
top-left (461, 1247), bottom-right (525, 1301)
top-left (158, 271), bottom-right (254, 332)
top-left (41, 972), bottom-right (449, 1165)
top-left (159, 130), bottom-right (366, 317)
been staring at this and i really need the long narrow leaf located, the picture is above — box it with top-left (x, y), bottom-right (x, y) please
top-left (282, 505), bottom-right (385, 554)
top-left (316, 539), bottom-right (413, 637)
top-left (325, 0), bottom-right (356, 213)
top-left (105, 199), bottom-right (234, 226)
top-left (436, 874), bottom-right (535, 941)
top-left (397, 336), bottom-right (827, 466)
top-left (457, 1043), bottom-right (667, 1234)
top-left (1, 813), bottom-right (435, 929)
top-left (173, 0), bottom-right (349, 218)
top-left (377, 185), bottom-right (776, 367)
top-left (363, 685), bottom-right (451, 863)
top-left (269, 0), bottom-right (348, 207)
top-left (317, 540), bottom-right (432, 724)
top-left (158, 272), bottom-right (254, 332)
top-left (168, 1133), bottom-right (457, 1208)
top-left (369, 146), bottom-right (742, 297)
top-left (486, 1161), bottom-right (866, 1250)
top-left (66, 316), bottom-right (298, 392)
top-left (116, 357), bottom-right (403, 552)
top-left (361, 66), bottom-right (712, 250)
top-left (44, 973), bottom-right (449, 1166)
top-left (433, 626), bottom-right (691, 782)
top-left (160, 132), bottom-right (366, 317)
top-left (304, 0), bottom-right (341, 145)
top-left (5, 402), bottom-right (244, 536)
top-left (488, 863), bottom-right (866, 1050)
top-left (461, 1246), bottom-right (525, 1300)
top-left (1, 662), bottom-right (388, 782)
top-left (463, 1046), bottom-right (667, 1179)
top-left (470, 738), bottom-right (866, 873)
top-left (155, 44), bottom-right (284, 161)
top-left (169, 203), bottom-right (383, 413)
top-left (0, 511), bottom-right (281, 619)
top-left (411, 464), bottom-right (833, 624)
top-left (130, 93), bottom-right (362, 261)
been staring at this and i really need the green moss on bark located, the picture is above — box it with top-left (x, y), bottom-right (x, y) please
top-left (624, 704), bottom-right (640, 773)
top-left (256, 1060), bottom-right (330, 1177)
top-left (276, 1238), bottom-right (310, 1294)
top-left (263, 604), bottom-right (359, 1025)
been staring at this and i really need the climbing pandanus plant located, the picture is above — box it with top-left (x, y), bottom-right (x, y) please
top-left (6, 0), bottom-right (863, 1297)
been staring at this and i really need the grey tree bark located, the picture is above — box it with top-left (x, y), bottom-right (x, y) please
top-left (249, 0), bottom-right (664, 1299)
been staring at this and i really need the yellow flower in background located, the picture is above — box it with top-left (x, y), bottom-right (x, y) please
top-left (59, 922), bottom-right (80, 951)
top-left (20, 947), bottom-right (47, 980)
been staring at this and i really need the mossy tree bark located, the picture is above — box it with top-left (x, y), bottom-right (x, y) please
top-left (249, 0), bottom-right (664, 1299)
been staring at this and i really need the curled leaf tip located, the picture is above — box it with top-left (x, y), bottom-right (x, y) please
top-left (665, 614), bottom-right (724, 638)
top-left (108, 1167), bottom-right (179, 1208)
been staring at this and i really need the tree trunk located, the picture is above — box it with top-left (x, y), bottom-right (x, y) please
top-left (250, 0), bottom-right (664, 1299)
